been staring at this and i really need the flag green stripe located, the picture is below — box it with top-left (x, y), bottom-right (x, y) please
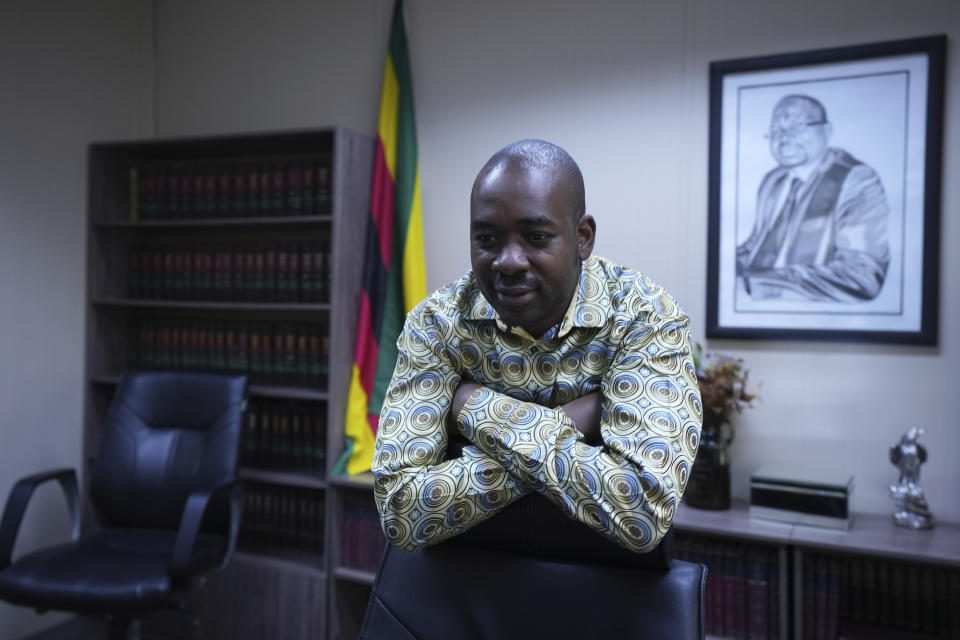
top-left (388, 0), bottom-right (418, 241)
top-left (370, 0), bottom-right (419, 414)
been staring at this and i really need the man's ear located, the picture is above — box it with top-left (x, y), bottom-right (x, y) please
top-left (577, 214), bottom-right (596, 260)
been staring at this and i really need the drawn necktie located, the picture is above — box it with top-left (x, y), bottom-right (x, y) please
top-left (749, 176), bottom-right (803, 271)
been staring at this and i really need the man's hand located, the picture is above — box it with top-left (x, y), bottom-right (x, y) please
top-left (562, 392), bottom-right (603, 445)
top-left (448, 379), bottom-right (482, 433)
top-left (445, 379), bottom-right (482, 459)
top-left (447, 381), bottom-right (603, 450)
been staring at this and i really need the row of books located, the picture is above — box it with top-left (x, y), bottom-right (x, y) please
top-left (128, 319), bottom-right (329, 387)
top-left (239, 482), bottom-right (325, 556)
top-left (242, 399), bottom-right (327, 472)
top-left (127, 242), bottom-right (331, 302)
top-left (832, 552), bottom-right (960, 639)
top-left (340, 497), bottom-right (385, 572)
top-left (674, 535), bottom-right (780, 640)
top-left (132, 160), bottom-right (332, 220)
top-left (801, 554), bottom-right (841, 640)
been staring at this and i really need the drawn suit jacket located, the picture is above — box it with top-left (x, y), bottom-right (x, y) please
top-left (736, 148), bottom-right (890, 302)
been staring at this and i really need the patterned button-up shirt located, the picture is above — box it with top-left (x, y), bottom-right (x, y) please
top-left (373, 255), bottom-right (701, 553)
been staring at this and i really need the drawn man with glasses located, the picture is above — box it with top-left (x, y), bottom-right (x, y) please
top-left (737, 94), bottom-right (890, 302)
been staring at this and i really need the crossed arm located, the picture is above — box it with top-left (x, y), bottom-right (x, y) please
top-left (451, 382), bottom-right (603, 446)
top-left (372, 311), bottom-right (700, 554)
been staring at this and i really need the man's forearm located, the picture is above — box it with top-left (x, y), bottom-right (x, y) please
top-left (450, 380), bottom-right (603, 447)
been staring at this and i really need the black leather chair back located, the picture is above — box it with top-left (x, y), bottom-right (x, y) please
top-left (90, 372), bottom-right (246, 530)
top-left (360, 493), bottom-right (706, 640)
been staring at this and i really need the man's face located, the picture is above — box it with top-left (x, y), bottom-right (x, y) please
top-left (768, 100), bottom-right (831, 168)
top-left (470, 164), bottom-right (594, 338)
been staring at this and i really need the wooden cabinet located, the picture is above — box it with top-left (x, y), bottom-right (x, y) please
top-left (83, 128), bottom-right (372, 640)
top-left (328, 473), bottom-right (382, 640)
top-left (674, 502), bottom-right (960, 640)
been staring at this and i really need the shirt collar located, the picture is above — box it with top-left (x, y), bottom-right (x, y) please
top-left (465, 256), bottom-right (611, 341)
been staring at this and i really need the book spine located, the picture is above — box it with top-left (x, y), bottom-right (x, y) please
top-left (767, 548), bottom-right (780, 640)
top-left (315, 163), bottom-right (331, 215)
top-left (746, 546), bottom-right (769, 640)
top-left (286, 162), bottom-right (304, 216)
top-left (243, 402), bottom-right (259, 466)
top-left (246, 164), bottom-right (261, 218)
top-left (232, 167), bottom-right (248, 217)
top-left (216, 166), bottom-right (232, 218)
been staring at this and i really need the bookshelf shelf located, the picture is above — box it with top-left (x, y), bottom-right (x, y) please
top-left (89, 375), bottom-right (331, 402)
top-left (328, 472), bottom-right (375, 491)
top-left (92, 298), bottom-right (332, 313)
top-left (234, 549), bottom-right (326, 577)
top-left (93, 214), bottom-right (334, 229)
top-left (239, 467), bottom-right (327, 490)
top-left (83, 128), bottom-right (373, 640)
top-left (675, 500), bottom-right (793, 545)
top-left (791, 512), bottom-right (960, 568)
top-left (333, 566), bottom-right (376, 586)
top-left (248, 384), bottom-right (330, 402)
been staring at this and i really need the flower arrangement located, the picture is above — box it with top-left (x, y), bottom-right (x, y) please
top-left (693, 343), bottom-right (758, 433)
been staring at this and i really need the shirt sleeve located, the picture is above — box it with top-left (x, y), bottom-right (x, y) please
top-left (372, 308), bottom-right (532, 552)
top-left (456, 312), bottom-right (701, 553)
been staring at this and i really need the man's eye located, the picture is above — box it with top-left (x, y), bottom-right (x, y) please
top-left (526, 233), bottom-right (550, 245)
top-left (474, 234), bottom-right (497, 245)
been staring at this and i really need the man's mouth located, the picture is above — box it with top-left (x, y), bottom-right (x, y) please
top-left (492, 283), bottom-right (537, 305)
top-left (495, 287), bottom-right (534, 301)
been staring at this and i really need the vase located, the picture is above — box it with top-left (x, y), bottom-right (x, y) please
top-left (684, 415), bottom-right (731, 510)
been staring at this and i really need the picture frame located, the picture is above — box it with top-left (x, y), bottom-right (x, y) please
top-left (706, 36), bottom-right (945, 344)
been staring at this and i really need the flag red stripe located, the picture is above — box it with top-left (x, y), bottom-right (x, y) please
top-left (354, 290), bottom-right (379, 396)
top-left (367, 412), bottom-right (380, 436)
top-left (369, 139), bottom-right (396, 267)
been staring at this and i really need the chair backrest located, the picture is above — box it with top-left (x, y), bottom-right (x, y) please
top-left (90, 372), bottom-right (247, 530)
top-left (360, 540), bottom-right (706, 640)
top-left (359, 492), bottom-right (706, 639)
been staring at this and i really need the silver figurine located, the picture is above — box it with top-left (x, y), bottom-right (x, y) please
top-left (888, 427), bottom-right (934, 529)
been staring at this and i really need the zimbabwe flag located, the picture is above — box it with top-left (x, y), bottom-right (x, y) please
top-left (334, 0), bottom-right (426, 476)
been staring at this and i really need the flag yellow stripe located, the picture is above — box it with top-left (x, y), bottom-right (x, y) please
top-left (345, 364), bottom-right (377, 474)
top-left (377, 56), bottom-right (399, 181)
top-left (402, 169), bottom-right (427, 313)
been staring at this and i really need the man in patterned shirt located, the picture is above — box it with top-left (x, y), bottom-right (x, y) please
top-left (373, 140), bottom-right (701, 554)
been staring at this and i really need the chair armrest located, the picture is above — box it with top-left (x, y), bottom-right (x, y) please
top-left (171, 479), bottom-right (243, 578)
top-left (0, 468), bottom-right (80, 570)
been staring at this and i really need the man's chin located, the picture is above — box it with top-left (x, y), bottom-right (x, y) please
top-left (490, 306), bottom-right (536, 331)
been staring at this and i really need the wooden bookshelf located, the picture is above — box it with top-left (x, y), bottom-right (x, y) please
top-left (333, 566), bottom-right (377, 586)
top-left (674, 501), bottom-right (960, 640)
top-left (91, 297), bottom-right (332, 312)
top-left (82, 128), bottom-right (372, 640)
top-left (93, 214), bottom-right (334, 228)
top-left (238, 467), bottom-right (327, 490)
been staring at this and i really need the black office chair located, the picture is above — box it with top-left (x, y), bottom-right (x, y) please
top-left (0, 372), bottom-right (247, 640)
top-left (359, 489), bottom-right (707, 640)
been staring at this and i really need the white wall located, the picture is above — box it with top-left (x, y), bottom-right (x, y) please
top-left (155, 0), bottom-right (392, 137)
top-left (156, 0), bottom-right (960, 523)
top-left (0, 1), bottom-right (154, 637)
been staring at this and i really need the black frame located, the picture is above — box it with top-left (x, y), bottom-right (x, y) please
top-left (706, 36), bottom-right (945, 344)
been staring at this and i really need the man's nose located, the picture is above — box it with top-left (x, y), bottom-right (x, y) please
top-left (492, 242), bottom-right (529, 274)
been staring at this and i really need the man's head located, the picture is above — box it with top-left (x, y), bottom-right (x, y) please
top-left (469, 139), bottom-right (596, 338)
top-left (768, 95), bottom-right (833, 169)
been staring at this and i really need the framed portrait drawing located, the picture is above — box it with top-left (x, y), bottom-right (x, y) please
top-left (706, 36), bottom-right (945, 344)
